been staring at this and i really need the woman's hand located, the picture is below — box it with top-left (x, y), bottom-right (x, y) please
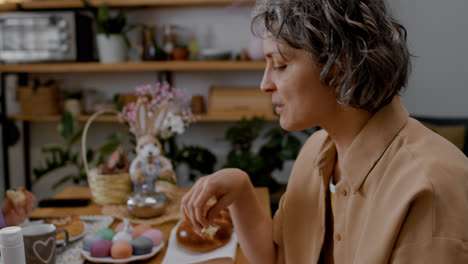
top-left (182, 169), bottom-right (277, 264)
top-left (181, 168), bottom-right (249, 232)
top-left (2, 190), bottom-right (36, 226)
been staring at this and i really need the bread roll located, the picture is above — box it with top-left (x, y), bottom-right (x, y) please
top-left (6, 187), bottom-right (26, 203)
top-left (176, 208), bottom-right (233, 252)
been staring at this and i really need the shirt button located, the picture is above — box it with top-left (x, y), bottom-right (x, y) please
top-left (335, 233), bottom-right (341, 241)
top-left (341, 189), bottom-right (347, 197)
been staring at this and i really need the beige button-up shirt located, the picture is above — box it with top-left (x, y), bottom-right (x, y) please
top-left (273, 97), bottom-right (468, 263)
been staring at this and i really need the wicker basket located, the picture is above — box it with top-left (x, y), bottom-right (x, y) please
top-left (18, 84), bottom-right (60, 115)
top-left (82, 110), bottom-right (132, 205)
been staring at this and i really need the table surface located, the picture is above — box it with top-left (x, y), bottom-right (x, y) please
top-left (30, 186), bottom-right (271, 264)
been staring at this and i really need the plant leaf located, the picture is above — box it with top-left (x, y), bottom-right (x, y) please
top-left (97, 4), bottom-right (109, 33)
top-left (97, 134), bottom-right (121, 156)
top-left (59, 112), bottom-right (80, 144)
top-left (81, 0), bottom-right (98, 17)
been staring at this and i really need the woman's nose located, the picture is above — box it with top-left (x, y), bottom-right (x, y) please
top-left (260, 68), bottom-right (275, 93)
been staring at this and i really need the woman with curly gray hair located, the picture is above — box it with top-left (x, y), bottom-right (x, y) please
top-left (181, 0), bottom-right (468, 263)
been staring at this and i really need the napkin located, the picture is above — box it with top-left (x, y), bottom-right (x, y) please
top-left (162, 220), bottom-right (238, 264)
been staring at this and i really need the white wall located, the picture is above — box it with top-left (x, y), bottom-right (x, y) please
top-left (387, 0), bottom-right (468, 117)
top-left (3, 1), bottom-right (468, 200)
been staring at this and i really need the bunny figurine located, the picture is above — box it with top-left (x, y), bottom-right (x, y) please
top-left (130, 98), bottom-right (176, 192)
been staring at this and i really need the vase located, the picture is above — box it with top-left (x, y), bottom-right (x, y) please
top-left (96, 34), bottom-right (127, 63)
top-left (64, 99), bottom-right (81, 117)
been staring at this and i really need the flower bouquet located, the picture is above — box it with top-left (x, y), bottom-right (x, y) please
top-left (118, 82), bottom-right (217, 186)
top-left (119, 82), bottom-right (196, 141)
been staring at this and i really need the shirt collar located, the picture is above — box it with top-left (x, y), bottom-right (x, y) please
top-left (343, 96), bottom-right (409, 194)
top-left (313, 96), bottom-right (409, 194)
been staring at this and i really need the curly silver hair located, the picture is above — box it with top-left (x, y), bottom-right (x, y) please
top-left (252, 0), bottom-right (411, 112)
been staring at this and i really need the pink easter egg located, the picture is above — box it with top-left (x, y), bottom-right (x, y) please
top-left (90, 239), bottom-right (113, 258)
top-left (141, 229), bottom-right (163, 246)
top-left (131, 223), bottom-right (152, 238)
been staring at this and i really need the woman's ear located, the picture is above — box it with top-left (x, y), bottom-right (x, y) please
top-left (150, 101), bottom-right (169, 136)
top-left (135, 98), bottom-right (148, 136)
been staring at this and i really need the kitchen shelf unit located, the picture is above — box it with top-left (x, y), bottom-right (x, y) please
top-left (0, 0), bottom-right (269, 199)
top-left (0, 0), bottom-right (238, 11)
top-left (1, 60), bottom-right (270, 191)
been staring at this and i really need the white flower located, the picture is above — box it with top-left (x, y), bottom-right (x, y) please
top-left (159, 111), bottom-right (185, 139)
top-left (170, 115), bottom-right (185, 135)
top-left (161, 112), bottom-right (174, 130)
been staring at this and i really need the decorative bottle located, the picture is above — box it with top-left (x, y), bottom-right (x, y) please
top-left (0, 226), bottom-right (26, 264)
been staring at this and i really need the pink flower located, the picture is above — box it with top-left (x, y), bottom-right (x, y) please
top-left (118, 82), bottom-right (196, 137)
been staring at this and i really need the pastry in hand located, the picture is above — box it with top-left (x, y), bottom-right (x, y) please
top-left (6, 187), bottom-right (26, 203)
top-left (176, 208), bottom-right (233, 252)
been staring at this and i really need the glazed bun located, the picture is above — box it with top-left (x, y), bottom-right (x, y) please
top-left (6, 187), bottom-right (26, 203)
top-left (176, 208), bottom-right (233, 252)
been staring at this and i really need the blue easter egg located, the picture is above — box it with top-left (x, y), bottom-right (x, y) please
top-left (130, 236), bottom-right (154, 255)
top-left (82, 233), bottom-right (101, 251)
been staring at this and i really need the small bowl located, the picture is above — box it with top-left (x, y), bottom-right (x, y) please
top-left (127, 191), bottom-right (168, 218)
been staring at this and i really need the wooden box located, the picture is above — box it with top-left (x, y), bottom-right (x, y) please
top-left (207, 87), bottom-right (275, 119)
top-left (118, 94), bottom-right (138, 107)
top-left (18, 85), bottom-right (60, 115)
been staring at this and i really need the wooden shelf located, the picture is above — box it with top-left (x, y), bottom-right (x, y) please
top-left (8, 112), bottom-right (278, 122)
top-left (0, 2), bottom-right (17, 11)
top-left (0, 61), bottom-right (266, 73)
top-left (0, 0), bottom-right (237, 11)
top-left (8, 114), bottom-right (118, 122)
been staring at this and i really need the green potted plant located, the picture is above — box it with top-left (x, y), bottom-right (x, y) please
top-left (172, 44), bottom-right (189, 61)
top-left (82, 0), bottom-right (129, 63)
top-left (223, 117), bottom-right (311, 192)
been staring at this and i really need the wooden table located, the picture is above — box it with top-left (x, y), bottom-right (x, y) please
top-left (30, 187), bottom-right (271, 264)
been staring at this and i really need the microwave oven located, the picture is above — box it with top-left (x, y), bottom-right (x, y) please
top-left (0, 11), bottom-right (94, 63)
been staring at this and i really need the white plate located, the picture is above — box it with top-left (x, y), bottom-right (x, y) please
top-left (56, 229), bottom-right (88, 245)
top-left (80, 242), bottom-right (164, 263)
top-left (55, 215), bottom-right (114, 245)
top-left (161, 221), bottom-right (237, 264)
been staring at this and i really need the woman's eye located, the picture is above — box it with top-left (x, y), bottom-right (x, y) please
top-left (273, 65), bottom-right (287, 71)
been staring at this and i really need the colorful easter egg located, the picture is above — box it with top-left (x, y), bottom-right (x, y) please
top-left (131, 224), bottom-right (152, 238)
top-left (82, 233), bottom-right (101, 251)
top-left (90, 239), bottom-right (113, 258)
top-left (130, 236), bottom-right (153, 255)
top-left (96, 228), bottom-right (115, 241)
top-left (141, 229), bottom-right (163, 247)
top-left (111, 241), bottom-right (133, 259)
